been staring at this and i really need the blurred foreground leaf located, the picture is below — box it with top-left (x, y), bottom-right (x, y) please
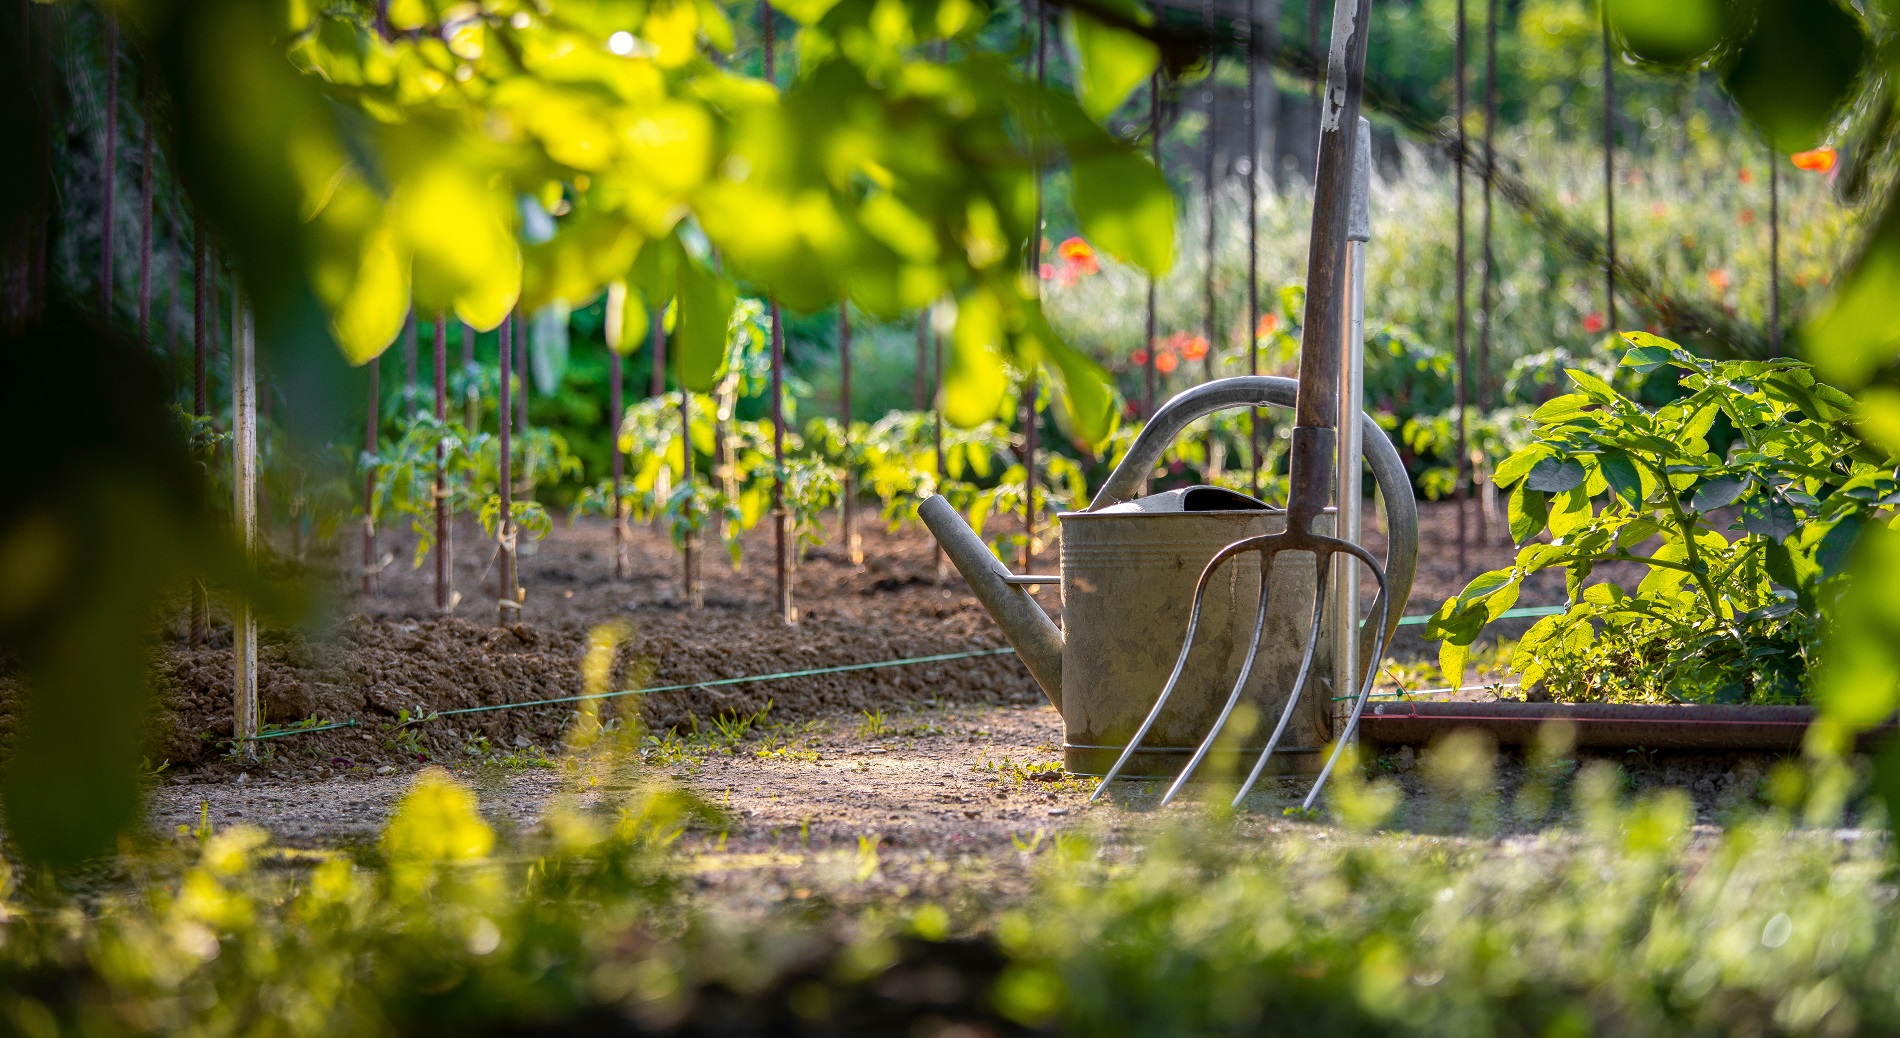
top-left (0, 312), bottom-right (235, 868)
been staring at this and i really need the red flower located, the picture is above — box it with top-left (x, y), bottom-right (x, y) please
top-left (1132, 348), bottom-right (1150, 366)
top-left (1155, 351), bottom-right (1180, 374)
top-left (1057, 237), bottom-right (1099, 276)
top-left (1583, 312), bottom-right (1606, 335)
top-left (1739, 208), bottom-right (1755, 226)
top-left (1791, 146), bottom-right (1837, 173)
top-left (1255, 313), bottom-right (1279, 338)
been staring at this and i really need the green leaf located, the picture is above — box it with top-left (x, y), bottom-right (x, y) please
top-left (1764, 538), bottom-right (1801, 591)
top-left (1532, 394), bottom-right (1594, 424)
top-left (1508, 483), bottom-right (1549, 544)
top-left (1817, 523), bottom-right (1900, 730)
top-left (1599, 450), bottom-right (1644, 506)
top-left (1690, 474), bottom-right (1747, 512)
top-left (1525, 457), bottom-right (1586, 493)
top-left (1492, 445), bottom-right (1548, 489)
top-left (770, 0), bottom-right (843, 23)
top-left (1617, 515), bottom-right (1662, 549)
top-left (1620, 345), bottom-right (1673, 374)
top-left (1456, 567), bottom-right (1516, 605)
top-left (1438, 639), bottom-right (1472, 691)
top-left (603, 280), bottom-right (649, 357)
top-left (1062, 10), bottom-right (1159, 123)
top-left (1807, 194), bottom-right (1900, 389)
top-left (944, 290), bottom-right (1011, 429)
top-left (1606, 0), bottom-right (1722, 65)
top-left (1034, 321), bottom-right (1117, 447)
top-left (1816, 515), bottom-right (1865, 577)
top-left (671, 254), bottom-right (734, 392)
top-left (1071, 148), bottom-right (1174, 277)
top-left (1547, 487), bottom-right (1593, 539)
top-left (1736, 494), bottom-right (1799, 540)
top-left (1567, 367), bottom-right (1618, 403)
top-left (1721, 0), bottom-right (1869, 153)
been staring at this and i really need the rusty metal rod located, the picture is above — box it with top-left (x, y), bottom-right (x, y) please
top-left (840, 300), bottom-right (859, 565)
top-left (609, 344), bottom-right (626, 578)
top-left (765, 1), bottom-right (793, 624)
top-left (363, 349), bottom-right (378, 596)
top-left (499, 311), bottom-right (516, 620)
top-left (1145, 71), bottom-right (1160, 419)
top-left (433, 313), bottom-right (451, 613)
top-left (1601, 2), bottom-right (1616, 332)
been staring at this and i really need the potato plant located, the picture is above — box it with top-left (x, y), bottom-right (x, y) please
top-left (1426, 335), bottom-right (1890, 704)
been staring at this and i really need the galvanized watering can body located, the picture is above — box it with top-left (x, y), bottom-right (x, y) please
top-left (920, 376), bottom-right (1417, 778)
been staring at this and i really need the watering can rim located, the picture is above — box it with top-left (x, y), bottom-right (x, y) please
top-left (1057, 482), bottom-right (1282, 520)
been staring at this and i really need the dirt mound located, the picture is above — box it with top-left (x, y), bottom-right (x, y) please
top-left (156, 598), bottom-right (1040, 777)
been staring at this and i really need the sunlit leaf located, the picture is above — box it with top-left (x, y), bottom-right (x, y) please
top-left (945, 291), bottom-right (1009, 428)
top-left (1806, 197), bottom-right (1900, 389)
top-left (1605, 0), bottom-right (1722, 65)
top-left (1071, 149), bottom-right (1173, 277)
top-left (671, 255), bottom-right (735, 392)
top-left (1062, 9), bottom-right (1158, 123)
top-left (604, 280), bottom-right (650, 356)
top-left (1818, 522), bottom-right (1900, 729)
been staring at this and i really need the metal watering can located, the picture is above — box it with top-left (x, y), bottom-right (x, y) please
top-left (920, 375), bottom-right (1418, 778)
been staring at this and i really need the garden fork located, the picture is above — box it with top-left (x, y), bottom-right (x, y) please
top-left (1093, 0), bottom-right (1390, 812)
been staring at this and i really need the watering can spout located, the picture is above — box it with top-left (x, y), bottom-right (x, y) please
top-left (918, 495), bottom-right (1063, 710)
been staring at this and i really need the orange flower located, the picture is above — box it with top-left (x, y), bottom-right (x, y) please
top-left (1058, 237), bottom-right (1094, 262)
top-left (1583, 312), bottom-right (1606, 335)
top-left (1738, 168), bottom-right (1754, 184)
top-left (1156, 351), bottom-right (1180, 373)
top-left (1739, 208), bottom-right (1755, 226)
top-left (1707, 268), bottom-right (1731, 292)
top-left (1255, 313), bottom-right (1279, 338)
top-left (1650, 202), bottom-right (1668, 218)
top-left (1791, 146), bottom-right (1837, 173)
top-left (1180, 335), bottom-right (1209, 361)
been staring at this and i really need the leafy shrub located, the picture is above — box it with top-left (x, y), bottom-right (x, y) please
top-left (1427, 335), bottom-right (1888, 703)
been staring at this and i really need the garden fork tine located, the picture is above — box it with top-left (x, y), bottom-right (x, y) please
top-left (1154, 544), bottom-right (1316, 808)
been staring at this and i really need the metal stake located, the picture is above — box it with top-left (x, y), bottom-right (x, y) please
top-left (840, 301), bottom-right (860, 565)
top-left (500, 313), bottom-right (517, 621)
top-left (232, 284), bottom-right (258, 759)
top-left (1453, 0), bottom-right (1468, 574)
top-left (363, 350), bottom-right (378, 596)
top-left (433, 314), bottom-right (452, 613)
top-left (1333, 119), bottom-right (1371, 738)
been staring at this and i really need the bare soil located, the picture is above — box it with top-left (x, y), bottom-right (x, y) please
top-left (135, 501), bottom-right (1787, 899)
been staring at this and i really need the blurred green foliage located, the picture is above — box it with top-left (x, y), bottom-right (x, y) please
top-left (0, 733), bottom-right (1890, 1034)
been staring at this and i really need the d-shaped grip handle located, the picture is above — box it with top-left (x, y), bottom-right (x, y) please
top-left (1089, 376), bottom-right (1306, 511)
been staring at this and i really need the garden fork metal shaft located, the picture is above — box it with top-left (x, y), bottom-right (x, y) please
top-left (1091, 0), bottom-right (1383, 811)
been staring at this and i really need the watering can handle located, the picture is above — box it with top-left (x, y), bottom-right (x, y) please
top-left (1088, 376), bottom-right (1321, 511)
